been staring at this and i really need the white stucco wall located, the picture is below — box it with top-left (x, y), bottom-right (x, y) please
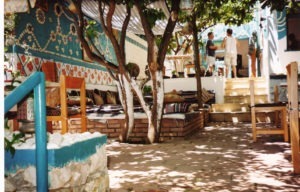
top-left (278, 37), bottom-right (300, 72)
top-left (125, 32), bottom-right (148, 79)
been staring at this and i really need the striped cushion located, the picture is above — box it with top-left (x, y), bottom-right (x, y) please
top-left (163, 103), bottom-right (191, 114)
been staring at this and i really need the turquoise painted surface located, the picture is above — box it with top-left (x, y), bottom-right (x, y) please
top-left (277, 10), bottom-right (287, 40)
top-left (13, 0), bottom-right (117, 69)
top-left (5, 135), bottom-right (107, 174)
top-left (126, 36), bottom-right (147, 51)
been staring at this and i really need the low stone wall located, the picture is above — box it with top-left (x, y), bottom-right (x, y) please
top-left (5, 135), bottom-right (109, 192)
top-left (52, 110), bottom-right (208, 142)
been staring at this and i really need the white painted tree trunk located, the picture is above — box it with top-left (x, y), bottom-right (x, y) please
top-left (115, 75), bottom-right (134, 141)
top-left (130, 78), bottom-right (155, 143)
top-left (116, 72), bottom-right (164, 143)
top-left (154, 70), bottom-right (164, 133)
top-left (123, 75), bottom-right (134, 140)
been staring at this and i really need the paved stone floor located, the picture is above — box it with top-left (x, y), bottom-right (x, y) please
top-left (106, 122), bottom-right (300, 192)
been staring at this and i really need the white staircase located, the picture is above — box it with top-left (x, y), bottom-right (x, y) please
top-left (209, 77), bottom-right (269, 122)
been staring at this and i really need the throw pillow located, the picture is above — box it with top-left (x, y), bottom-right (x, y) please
top-left (107, 91), bottom-right (117, 104)
top-left (93, 92), bottom-right (104, 105)
top-left (46, 87), bottom-right (60, 108)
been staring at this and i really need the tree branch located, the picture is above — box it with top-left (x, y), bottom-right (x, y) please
top-left (134, 0), bottom-right (155, 64)
top-left (157, 0), bottom-right (180, 68)
top-left (98, 0), bottom-right (125, 70)
top-left (63, 0), bottom-right (118, 72)
top-left (120, 3), bottom-right (131, 60)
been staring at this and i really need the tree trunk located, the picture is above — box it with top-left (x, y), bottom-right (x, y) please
top-left (116, 74), bottom-right (135, 142)
top-left (153, 70), bottom-right (164, 142)
top-left (129, 76), bottom-right (154, 143)
top-left (123, 75), bottom-right (134, 140)
top-left (115, 76), bottom-right (128, 142)
top-left (191, 14), bottom-right (203, 108)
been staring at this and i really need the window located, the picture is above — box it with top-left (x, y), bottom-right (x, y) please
top-left (286, 13), bottom-right (300, 51)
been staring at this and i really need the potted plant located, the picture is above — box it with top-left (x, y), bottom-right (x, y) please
top-left (143, 85), bottom-right (152, 96)
top-left (172, 70), bottom-right (178, 78)
top-left (4, 71), bottom-right (21, 93)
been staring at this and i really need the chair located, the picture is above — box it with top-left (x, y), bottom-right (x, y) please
top-left (286, 61), bottom-right (300, 173)
top-left (249, 79), bottom-right (288, 142)
top-left (47, 75), bottom-right (87, 134)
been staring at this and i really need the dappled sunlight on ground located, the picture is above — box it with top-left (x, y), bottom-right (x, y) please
top-left (106, 122), bottom-right (300, 192)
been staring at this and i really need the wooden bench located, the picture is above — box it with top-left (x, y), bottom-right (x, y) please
top-left (249, 79), bottom-right (288, 142)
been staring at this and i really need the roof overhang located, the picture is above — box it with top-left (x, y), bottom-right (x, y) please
top-left (4, 0), bottom-right (182, 35)
top-left (82, 0), bottom-right (181, 35)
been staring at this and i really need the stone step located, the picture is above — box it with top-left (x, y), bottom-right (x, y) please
top-left (225, 77), bottom-right (266, 83)
top-left (225, 80), bottom-right (266, 89)
top-left (210, 76), bottom-right (272, 122)
top-left (211, 103), bottom-right (250, 112)
top-left (209, 111), bottom-right (277, 122)
top-left (224, 87), bottom-right (267, 96)
top-left (224, 77), bottom-right (268, 104)
top-left (238, 69), bottom-right (249, 77)
top-left (209, 111), bottom-right (251, 122)
top-left (224, 95), bottom-right (268, 104)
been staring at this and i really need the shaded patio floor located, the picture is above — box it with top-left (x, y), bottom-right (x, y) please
top-left (106, 122), bottom-right (300, 192)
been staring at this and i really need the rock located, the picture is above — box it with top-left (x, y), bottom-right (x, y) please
top-left (5, 178), bottom-right (16, 192)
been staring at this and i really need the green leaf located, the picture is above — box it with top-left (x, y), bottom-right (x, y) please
top-left (142, 8), bottom-right (165, 29)
top-left (4, 118), bottom-right (10, 130)
top-left (4, 132), bottom-right (25, 157)
top-left (85, 20), bottom-right (98, 39)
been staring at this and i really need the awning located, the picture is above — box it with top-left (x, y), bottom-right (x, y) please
top-left (4, 0), bottom-right (182, 35)
top-left (82, 0), bottom-right (181, 35)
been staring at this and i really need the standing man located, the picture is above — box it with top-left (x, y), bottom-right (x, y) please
top-left (248, 31), bottom-right (257, 77)
top-left (248, 31), bottom-right (262, 77)
top-left (206, 32), bottom-right (218, 76)
top-left (221, 28), bottom-right (239, 78)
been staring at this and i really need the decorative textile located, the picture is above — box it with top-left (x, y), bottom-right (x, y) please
top-left (164, 90), bottom-right (184, 103)
top-left (202, 89), bottom-right (214, 104)
top-left (97, 104), bottom-right (123, 113)
top-left (93, 92), bottom-right (104, 105)
top-left (42, 61), bottom-right (57, 82)
top-left (17, 97), bottom-right (29, 120)
top-left (67, 96), bottom-right (93, 106)
top-left (46, 87), bottom-right (60, 108)
top-left (46, 106), bottom-right (80, 116)
top-left (86, 90), bottom-right (95, 103)
top-left (164, 103), bottom-right (191, 114)
top-left (106, 91), bottom-right (117, 104)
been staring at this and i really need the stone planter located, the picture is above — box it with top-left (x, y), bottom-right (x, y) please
top-left (5, 134), bottom-right (109, 192)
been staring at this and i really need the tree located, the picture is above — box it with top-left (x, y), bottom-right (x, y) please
top-left (166, 32), bottom-right (193, 74)
top-left (134, 0), bottom-right (180, 143)
top-left (176, 0), bottom-right (257, 108)
top-left (64, 0), bottom-right (180, 143)
top-left (260, 0), bottom-right (300, 12)
top-left (64, 0), bottom-right (139, 143)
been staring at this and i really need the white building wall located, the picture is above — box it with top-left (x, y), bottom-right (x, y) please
top-left (266, 10), bottom-right (300, 75)
top-left (125, 32), bottom-right (148, 79)
top-left (278, 37), bottom-right (300, 72)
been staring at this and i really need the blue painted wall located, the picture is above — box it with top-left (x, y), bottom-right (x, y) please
top-left (5, 135), bottom-right (107, 174)
top-left (12, 0), bottom-right (117, 71)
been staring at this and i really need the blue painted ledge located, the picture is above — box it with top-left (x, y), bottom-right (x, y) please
top-left (5, 135), bottom-right (107, 174)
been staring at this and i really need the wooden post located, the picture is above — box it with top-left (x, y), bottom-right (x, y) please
top-left (286, 61), bottom-right (300, 174)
